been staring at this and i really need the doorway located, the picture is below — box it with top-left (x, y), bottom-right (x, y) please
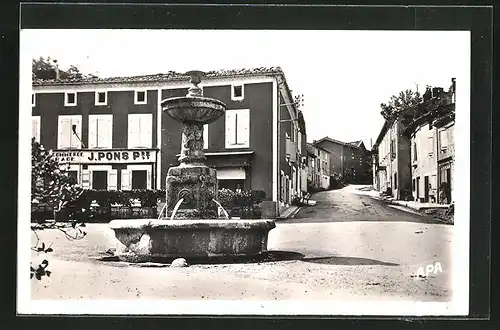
top-left (446, 168), bottom-right (452, 201)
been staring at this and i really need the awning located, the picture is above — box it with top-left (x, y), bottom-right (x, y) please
top-left (217, 167), bottom-right (246, 180)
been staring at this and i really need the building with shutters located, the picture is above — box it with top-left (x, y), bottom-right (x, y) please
top-left (31, 67), bottom-right (307, 218)
top-left (403, 80), bottom-right (456, 204)
top-left (312, 137), bottom-right (372, 184)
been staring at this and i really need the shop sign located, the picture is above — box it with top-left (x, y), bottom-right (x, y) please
top-left (54, 149), bottom-right (157, 164)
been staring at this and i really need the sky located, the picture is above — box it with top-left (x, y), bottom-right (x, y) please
top-left (23, 29), bottom-right (469, 148)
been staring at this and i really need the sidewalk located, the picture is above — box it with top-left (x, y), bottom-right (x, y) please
top-left (277, 205), bottom-right (301, 220)
top-left (391, 200), bottom-right (450, 212)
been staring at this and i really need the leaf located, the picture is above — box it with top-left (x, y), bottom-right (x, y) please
top-left (41, 242), bottom-right (45, 250)
top-left (30, 273), bottom-right (34, 279)
top-left (35, 273), bottom-right (42, 280)
top-left (41, 259), bottom-right (49, 268)
top-left (45, 247), bottom-right (53, 253)
top-left (46, 271), bottom-right (51, 277)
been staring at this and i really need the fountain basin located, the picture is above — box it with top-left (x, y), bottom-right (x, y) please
top-left (109, 219), bottom-right (276, 259)
top-left (162, 96), bottom-right (226, 124)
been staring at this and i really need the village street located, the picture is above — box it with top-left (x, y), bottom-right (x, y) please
top-left (31, 185), bottom-right (453, 303)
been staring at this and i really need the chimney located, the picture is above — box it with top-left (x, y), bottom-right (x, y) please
top-left (53, 59), bottom-right (60, 80)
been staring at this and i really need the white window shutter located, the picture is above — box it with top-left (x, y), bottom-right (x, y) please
top-left (108, 169), bottom-right (118, 190)
top-left (236, 110), bottom-right (249, 146)
top-left (31, 117), bottom-right (40, 142)
top-left (128, 115), bottom-right (139, 148)
top-left (82, 170), bottom-right (90, 189)
top-left (88, 116), bottom-right (97, 148)
top-left (203, 124), bottom-right (208, 149)
top-left (140, 114), bottom-right (153, 148)
top-left (225, 111), bottom-right (236, 146)
top-left (97, 116), bottom-right (113, 148)
top-left (70, 116), bottom-right (82, 148)
top-left (121, 169), bottom-right (131, 190)
top-left (146, 168), bottom-right (152, 190)
top-left (58, 117), bottom-right (71, 149)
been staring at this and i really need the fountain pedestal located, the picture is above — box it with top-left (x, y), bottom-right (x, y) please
top-left (109, 71), bottom-right (276, 261)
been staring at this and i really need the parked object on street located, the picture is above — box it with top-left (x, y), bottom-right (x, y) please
top-left (109, 71), bottom-right (276, 260)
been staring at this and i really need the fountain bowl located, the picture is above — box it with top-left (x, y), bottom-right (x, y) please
top-left (162, 96), bottom-right (226, 125)
top-left (109, 219), bottom-right (276, 260)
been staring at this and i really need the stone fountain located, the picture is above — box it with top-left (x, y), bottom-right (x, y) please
top-left (109, 71), bottom-right (275, 261)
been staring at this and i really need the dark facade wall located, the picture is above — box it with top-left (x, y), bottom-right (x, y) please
top-left (315, 140), bottom-right (342, 175)
top-left (160, 82), bottom-right (274, 200)
top-left (34, 89), bottom-right (158, 150)
top-left (396, 121), bottom-right (412, 198)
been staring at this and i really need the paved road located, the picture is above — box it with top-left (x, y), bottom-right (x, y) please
top-left (31, 185), bottom-right (454, 305)
top-left (285, 185), bottom-right (443, 224)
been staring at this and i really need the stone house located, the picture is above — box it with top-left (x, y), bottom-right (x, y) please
top-left (372, 116), bottom-right (412, 200)
top-left (31, 66), bottom-right (307, 218)
top-left (313, 137), bottom-right (372, 184)
top-left (403, 80), bottom-right (456, 203)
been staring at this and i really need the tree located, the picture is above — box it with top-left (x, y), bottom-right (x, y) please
top-left (31, 138), bottom-right (86, 280)
top-left (32, 56), bottom-right (98, 81)
top-left (380, 88), bottom-right (423, 124)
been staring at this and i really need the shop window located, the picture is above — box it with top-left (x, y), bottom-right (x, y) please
top-left (89, 114), bottom-right (113, 148)
top-left (225, 109), bottom-right (249, 148)
top-left (68, 171), bottom-right (78, 184)
top-left (58, 115), bottom-right (82, 149)
top-left (131, 170), bottom-right (147, 189)
top-left (218, 179), bottom-right (245, 191)
top-left (92, 171), bottom-right (108, 190)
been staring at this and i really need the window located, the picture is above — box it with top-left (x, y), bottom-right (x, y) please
top-left (440, 130), bottom-right (449, 150)
top-left (413, 142), bottom-right (418, 161)
top-left (92, 171), bottom-right (108, 190)
top-left (394, 172), bottom-right (398, 189)
top-left (231, 84), bottom-right (244, 101)
top-left (131, 170), bottom-right (147, 189)
top-left (58, 115), bottom-right (82, 149)
top-left (203, 124), bottom-right (209, 149)
top-left (134, 90), bottom-right (147, 104)
top-left (64, 92), bottom-right (77, 106)
top-left (428, 136), bottom-right (434, 155)
top-left (32, 93), bottom-right (36, 107)
top-left (89, 114), bottom-right (113, 148)
top-left (128, 114), bottom-right (152, 148)
top-left (225, 109), bottom-right (249, 148)
top-left (412, 179), bottom-right (416, 191)
top-left (95, 91), bottom-right (107, 105)
top-left (32, 116), bottom-right (41, 143)
top-left (121, 166), bottom-right (152, 190)
top-left (68, 171), bottom-right (78, 184)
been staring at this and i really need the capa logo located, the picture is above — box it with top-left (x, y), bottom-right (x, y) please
top-left (414, 262), bottom-right (443, 278)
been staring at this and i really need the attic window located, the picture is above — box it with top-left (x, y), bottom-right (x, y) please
top-left (95, 91), bottom-right (107, 105)
top-left (231, 84), bottom-right (244, 100)
top-left (65, 92), bottom-right (77, 106)
top-left (134, 90), bottom-right (147, 104)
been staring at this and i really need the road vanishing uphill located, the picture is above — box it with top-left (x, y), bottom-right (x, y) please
top-left (32, 186), bottom-right (453, 303)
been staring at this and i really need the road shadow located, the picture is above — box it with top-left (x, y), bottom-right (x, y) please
top-left (97, 250), bottom-right (306, 266)
top-left (301, 256), bottom-right (399, 266)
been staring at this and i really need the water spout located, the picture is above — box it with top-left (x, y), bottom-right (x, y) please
top-left (170, 198), bottom-right (184, 220)
top-left (212, 199), bottom-right (230, 219)
top-left (157, 202), bottom-right (168, 220)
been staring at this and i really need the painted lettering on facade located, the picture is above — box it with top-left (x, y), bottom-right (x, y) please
top-left (53, 150), bottom-right (157, 164)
